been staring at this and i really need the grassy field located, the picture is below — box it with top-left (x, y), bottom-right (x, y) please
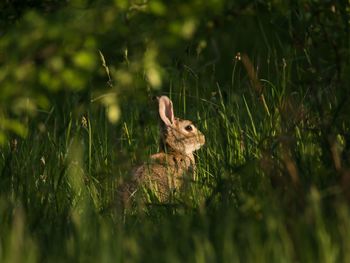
top-left (1, 2), bottom-right (350, 263)
top-left (1, 57), bottom-right (349, 262)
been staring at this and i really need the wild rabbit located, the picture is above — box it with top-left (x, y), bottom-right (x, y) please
top-left (119, 96), bottom-right (205, 207)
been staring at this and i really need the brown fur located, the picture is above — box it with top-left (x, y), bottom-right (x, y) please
top-left (118, 96), bottom-right (205, 207)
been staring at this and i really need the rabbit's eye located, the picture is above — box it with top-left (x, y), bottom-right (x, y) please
top-left (185, 125), bottom-right (193, 132)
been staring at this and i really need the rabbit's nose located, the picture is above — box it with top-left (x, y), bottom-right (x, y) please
top-left (198, 132), bottom-right (205, 146)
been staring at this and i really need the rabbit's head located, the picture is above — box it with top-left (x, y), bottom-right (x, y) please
top-left (158, 96), bottom-right (205, 155)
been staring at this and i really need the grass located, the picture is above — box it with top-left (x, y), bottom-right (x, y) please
top-left (1, 37), bottom-right (350, 263)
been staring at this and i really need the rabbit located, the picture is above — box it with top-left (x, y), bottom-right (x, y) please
top-left (118, 95), bottom-right (205, 207)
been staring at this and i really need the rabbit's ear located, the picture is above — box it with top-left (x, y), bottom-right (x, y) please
top-left (158, 96), bottom-right (174, 126)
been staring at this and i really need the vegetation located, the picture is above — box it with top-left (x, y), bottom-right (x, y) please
top-left (1, 0), bottom-right (350, 262)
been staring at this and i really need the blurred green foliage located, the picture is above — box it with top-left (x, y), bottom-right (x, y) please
top-left (0, 0), bottom-right (226, 141)
top-left (1, 0), bottom-right (350, 262)
top-left (1, 0), bottom-right (349, 141)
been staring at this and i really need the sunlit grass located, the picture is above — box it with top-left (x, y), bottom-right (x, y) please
top-left (1, 50), bottom-right (349, 263)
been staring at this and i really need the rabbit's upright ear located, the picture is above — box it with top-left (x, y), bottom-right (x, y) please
top-left (158, 96), bottom-right (174, 126)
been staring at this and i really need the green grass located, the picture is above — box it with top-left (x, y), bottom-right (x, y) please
top-left (1, 47), bottom-right (350, 263)
top-left (2, 6), bottom-right (350, 259)
top-left (1, 1), bottom-right (350, 262)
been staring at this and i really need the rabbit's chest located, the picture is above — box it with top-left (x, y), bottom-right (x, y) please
top-left (133, 153), bottom-right (195, 201)
top-left (146, 155), bottom-right (193, 187)
top-left (168, 155), bottom-right (193, 171)
top-left (164, 155), bottom-right (194, 189)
